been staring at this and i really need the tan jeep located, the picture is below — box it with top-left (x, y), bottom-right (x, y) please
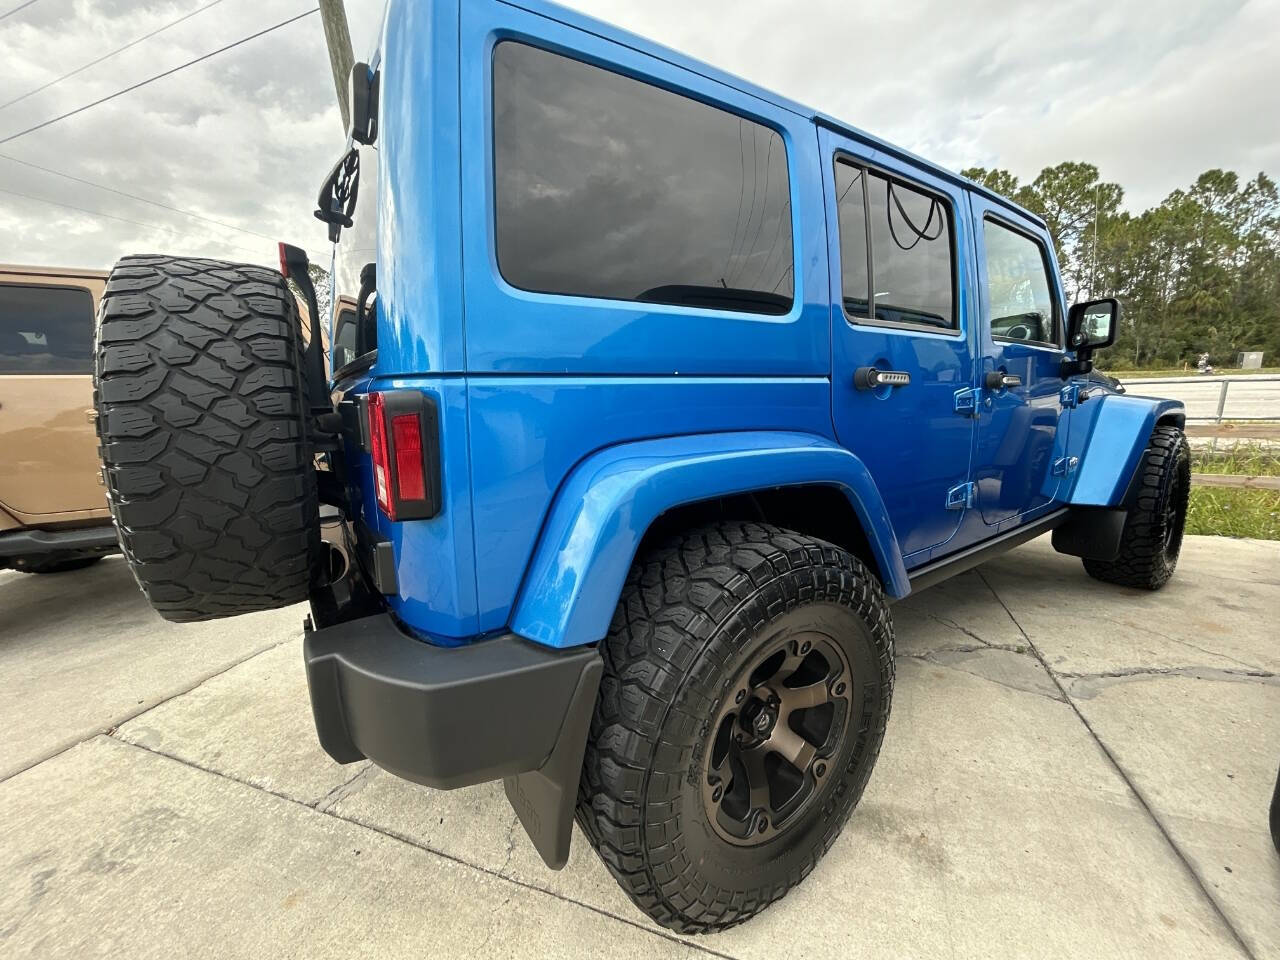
top-left (0, 264), bottom-right (117, 573)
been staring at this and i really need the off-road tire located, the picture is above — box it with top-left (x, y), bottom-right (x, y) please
top-left (94, 255), bottom-right (319, 622)
top-left (576, 522), bottom-right (895, 934)
top-left (10, 555), bottom-right (104, 574)
top-left (1083, 425), bottom-right (1190, 590)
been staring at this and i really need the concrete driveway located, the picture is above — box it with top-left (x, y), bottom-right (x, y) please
top-left (2, 535), bottom-right (1277, 959)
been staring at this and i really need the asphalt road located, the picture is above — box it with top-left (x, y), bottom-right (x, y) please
top-left (1, 536), bottom-right (1278, 959)
top-left (1122, 376), bottom-right (1280, 421)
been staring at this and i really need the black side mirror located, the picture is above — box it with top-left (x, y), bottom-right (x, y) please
top-left (348, 62), bottom-right (380, 146)
top-left (1068, 298), bottom-right (1120, 353)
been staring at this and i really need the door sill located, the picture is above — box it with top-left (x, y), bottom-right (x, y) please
top-left (903, 508), bottom-right (1069, 597)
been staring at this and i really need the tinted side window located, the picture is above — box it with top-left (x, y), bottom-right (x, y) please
top-left (866, 172), bottom-right (954, 328)
top-left (834, 161), bottom-right (955, 329)
top-left (494, 42), bottom-right (793, 315)
top-left (983, 219), bottom-right (1058, 346)
top-left (0, 284), bottom-right (94, 374)
top-left (834, 161), bottom-right (869, 315)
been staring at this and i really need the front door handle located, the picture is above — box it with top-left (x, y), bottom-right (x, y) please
top-left (984, 372), bottom-right (1021, 391)
top-left (854, 367), bottom-right (911, 390)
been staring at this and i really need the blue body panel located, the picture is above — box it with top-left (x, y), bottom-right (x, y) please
top-left (511, 432), bottom-right (908, 649)
top-left (1064, 393), bottom-right (1186, 506)
top-left (466, 377), bottom-right (836, 634)
top-left (329, 0), bottom-right (1185, 649)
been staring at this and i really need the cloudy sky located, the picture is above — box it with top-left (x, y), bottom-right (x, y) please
top-left (1, 0), bottom-right (1277, 271)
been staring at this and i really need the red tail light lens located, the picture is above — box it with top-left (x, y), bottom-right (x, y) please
top-left (392, 414), bottom-right (426, 501)
top-left (364, 390), bottom-right (441, 522)
top-left (367, 392), bottom-right (394, 518)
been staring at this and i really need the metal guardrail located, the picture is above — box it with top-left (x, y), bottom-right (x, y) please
top-left (1119, 373), bottom-right (1280, 423)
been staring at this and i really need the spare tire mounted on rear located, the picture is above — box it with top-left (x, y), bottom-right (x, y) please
top-left (94, 255), bottom-right (320, 622)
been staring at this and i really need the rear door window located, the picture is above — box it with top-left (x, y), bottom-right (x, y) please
top-left (835, 158), bottom-right (956, 330)
top-left (0, 284), bottom-right (94, 374)
top-left (493, 41), bottom-right (793, 315)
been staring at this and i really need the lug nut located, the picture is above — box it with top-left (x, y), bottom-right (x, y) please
top-left (800, 641), bottom-right (812, 655)
top-left (815, 762), bottom-right (827, 778)
top-left (757, 817), bottom-right (768, 833)
top-left (834, 681), bottom-right (847, 696)
top-left (735, 689), bottom-right (746, 704)
top-left (712, 786), bottom-right (723, 803)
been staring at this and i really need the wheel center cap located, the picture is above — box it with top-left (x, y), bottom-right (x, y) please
top-left (754, 707), bottom-right (776, 735)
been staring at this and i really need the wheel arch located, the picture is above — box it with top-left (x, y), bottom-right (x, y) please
top-left (509, 431), bottom-right (908, 649)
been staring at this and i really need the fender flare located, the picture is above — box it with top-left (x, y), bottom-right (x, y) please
top-left (1066, 394), bottom-right (1186, 507)
top-left (510, 431), bottom-right (909, 649)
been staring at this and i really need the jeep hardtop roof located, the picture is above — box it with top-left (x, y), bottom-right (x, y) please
top-left (513, 0), bottom-right (1045, 230)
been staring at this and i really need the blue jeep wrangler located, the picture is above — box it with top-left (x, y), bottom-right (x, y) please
top-left (93, 0), bottom-right (1189, 934)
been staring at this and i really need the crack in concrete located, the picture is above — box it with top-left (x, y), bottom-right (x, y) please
top-left (975, 570), bottom-right (1258, 960)
top-left (1059, 665), bottom-right (1278, 699)
top-left (108, 737), bottom-right (744, 960)
top-left (925, 614), bottom-right (994, 647)
top-left (498, 811), bottom-right (522, 874)
top-left (314, 763), bottom-right (379, 813)
top-left (1088, 615), bottom-right (1262, 671)
top-left (898, 646), bottom-right (1064, 702)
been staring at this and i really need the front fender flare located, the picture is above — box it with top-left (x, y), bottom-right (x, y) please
top-left (510, 431), bottom-right (908, 649)
top-left (1067, 393), bottom-right (1186, 507)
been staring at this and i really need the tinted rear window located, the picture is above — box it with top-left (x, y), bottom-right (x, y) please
top-left (493, 41), bottom-right (793, 315)
top-left (0, 283), bottom-right (94, 374)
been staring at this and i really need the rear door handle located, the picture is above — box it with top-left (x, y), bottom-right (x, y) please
top-left (984, 372), bottom-right (1021, 390)
top-left (854, 367), bottom-right (911, 390)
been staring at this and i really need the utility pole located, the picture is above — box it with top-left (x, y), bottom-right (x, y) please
top-left (318, 0), bottom-right (354, 132)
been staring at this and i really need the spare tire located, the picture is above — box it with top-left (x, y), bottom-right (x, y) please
top-left (94, 255), bottom-right (320, 622)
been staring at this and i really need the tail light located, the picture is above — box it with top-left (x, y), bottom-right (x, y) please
top-left (365, 390), bottom-right (441, 521)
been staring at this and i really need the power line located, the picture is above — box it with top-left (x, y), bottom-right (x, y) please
top-left (0, 152), bottom-right (329, 262)
top-left (0, 0), bottom-right (227, 112)
top-left (2, 151), bottom-right (276, 241)
top-left (0, 7), bottom-right (319, 146)
top-left (0, 0), bottom-right (42, 22)
top-left (0, 185), bottom-right (266, 259)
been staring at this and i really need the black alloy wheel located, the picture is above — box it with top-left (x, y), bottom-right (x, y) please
top-left (702, 632), bottom-right (852, 846)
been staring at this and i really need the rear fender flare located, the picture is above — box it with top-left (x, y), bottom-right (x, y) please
top-left (510, 431), bottom-right (908, 649)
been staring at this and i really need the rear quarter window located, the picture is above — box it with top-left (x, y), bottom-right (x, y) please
top-left (493, 41), bottom-right (794, 315)
top-left (0, 283), bottom-right (94, 374)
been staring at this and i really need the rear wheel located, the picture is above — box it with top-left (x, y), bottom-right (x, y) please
top-left (94, 255), bottom-right (319, 622)
top-left (1083, 425), bottom-right (1190, 590)
top-left (576, 522), bottom-right (895, 933)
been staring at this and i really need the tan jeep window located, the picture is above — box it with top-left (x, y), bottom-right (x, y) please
top-left (0, 284), bottom-right (94, 374)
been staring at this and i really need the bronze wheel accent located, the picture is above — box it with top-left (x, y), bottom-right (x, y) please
top-left (702, 632), bottom-right (853, 846)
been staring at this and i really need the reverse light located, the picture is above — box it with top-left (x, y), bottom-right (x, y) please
top-left (365, 390), bottom-right (441, 522)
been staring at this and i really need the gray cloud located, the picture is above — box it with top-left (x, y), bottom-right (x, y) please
top-left (0, 0), bottom-right (1275, 272)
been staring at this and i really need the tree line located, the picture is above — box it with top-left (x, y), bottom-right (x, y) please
top-left (962, 163), bottom-right (1280, 370)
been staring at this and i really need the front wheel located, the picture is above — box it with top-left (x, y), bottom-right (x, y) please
top-left (1083, 425), bottom-right (1191, 590)
top-left (576, 522), bottom-right (895, 934)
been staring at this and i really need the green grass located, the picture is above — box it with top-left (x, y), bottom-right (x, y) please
top-left (1187, 489), bottom-right (1280, 539)
top-left (1192, 444), bottom-right (1280, 477)
top-left (1186, 443), bottom-right (1280, 540)
top-left (1100, 367), bottom-right (1280, 379)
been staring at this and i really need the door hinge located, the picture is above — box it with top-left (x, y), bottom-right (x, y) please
top-left (946, 481), bottom-right (977, 510)
top-left (1059, 384), bottom-right (1092, 408)
top-left (954, 387), bottom-right (979, 417)
top-left (1051, 456), bottom-right (1080, 477)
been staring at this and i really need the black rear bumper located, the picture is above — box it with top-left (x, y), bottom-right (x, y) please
top-left (303, 613), bottom-right (601, 867)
